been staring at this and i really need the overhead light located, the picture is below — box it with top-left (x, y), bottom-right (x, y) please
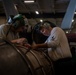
top-left (24, 0), bottom-right (34, 3)
top-left (40, 19), bottom-right (43, 22)
top-left (72, 19), bottom-right (74, 22)
top-left (35, 11), bottom-right (39, 14)
top-left (66, 31), bottom-right (69, 33)
top-left (74, 12), bottom-right (76, 14)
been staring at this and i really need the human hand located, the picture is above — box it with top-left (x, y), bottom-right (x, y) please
top-left (23, 44), bottom-right (31, 50)
top-left (16, 38), bottom-right (28, 45)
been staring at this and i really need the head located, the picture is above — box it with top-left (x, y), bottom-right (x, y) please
top-left (7, 14), bottom-right (27, 33)
top-left (39, 21), bottom-right (56, 36)
top-left (12, 14), bottom-right (26, 32)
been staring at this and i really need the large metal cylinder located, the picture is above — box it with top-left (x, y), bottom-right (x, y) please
top-left (0, 38), bottom-right (54, 75)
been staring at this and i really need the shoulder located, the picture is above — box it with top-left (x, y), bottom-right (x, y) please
top-left (51, 27), bottom-right (63, 34)
top-left (53, 27), bottom-right (62, 30)
top-left (0, 24), bottom-right (5, 30)
top-left (0, 24), bottom-right (8, 27)
top-left (0, 24), bottom-right (11, 30)
top-left (53, 27), bottom-right (63, 32)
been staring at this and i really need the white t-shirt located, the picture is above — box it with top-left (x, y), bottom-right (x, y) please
top-left (0, 24), bottom-right (19, 40)
top-left (45, 27), bottom-right (72, 61)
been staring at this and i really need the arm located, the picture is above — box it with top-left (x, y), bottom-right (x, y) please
top-left (11, 38), bottom-right (28, 45)
top-left (32, 43), bottom-right (48, 50)
top-left (47, 34), bottom-right (60, 48)
top-left (46, 28), bottom-right (61, 48)
top-left (32, 28), bottom-right (61, 49)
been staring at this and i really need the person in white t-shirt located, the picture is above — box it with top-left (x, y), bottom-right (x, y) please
top-left (32, 21), bottom-right (72, 75)
top-left (0, 14), bottom-right (28, 46)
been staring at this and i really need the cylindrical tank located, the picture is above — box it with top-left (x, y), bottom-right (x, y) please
top-left (0, 38), bottom-right (54, 75)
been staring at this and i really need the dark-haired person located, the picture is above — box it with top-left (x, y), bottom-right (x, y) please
top-left (0, 14), bottom-right (28, 46)
top-left (32, 21), bottom-right (72, 75)
top-left (19, 16), bottom-right (33, 45)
